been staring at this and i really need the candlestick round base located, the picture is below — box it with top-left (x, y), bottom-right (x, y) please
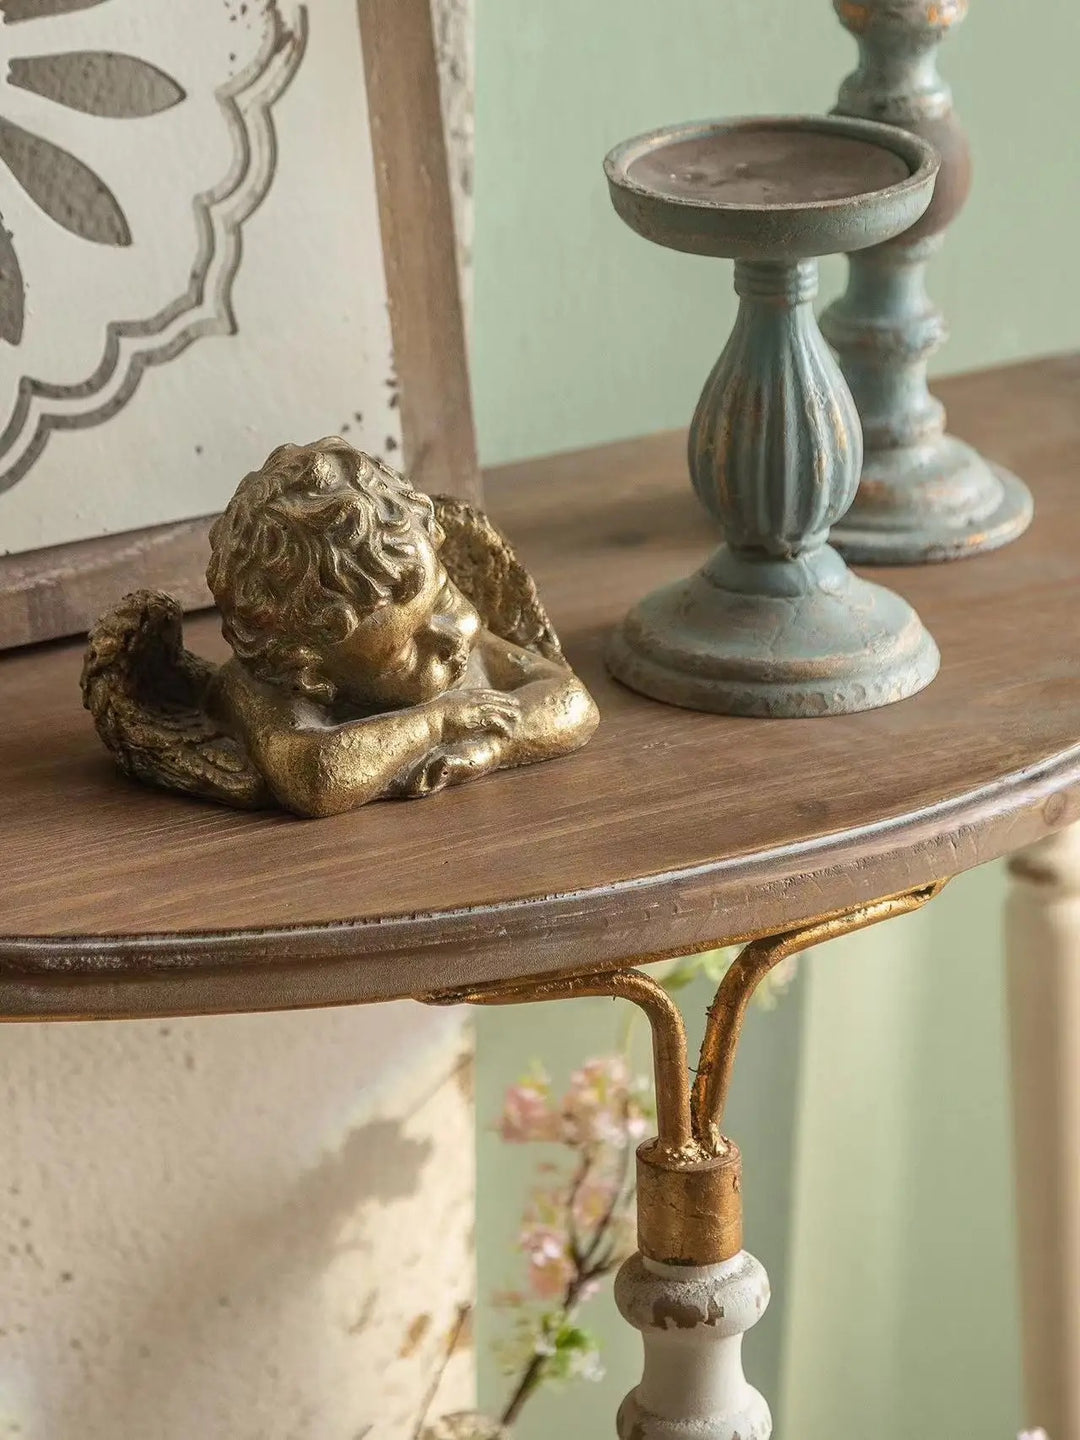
top-left (830, 444), bottom-right (1033, 564)
top-left (607, 546), bottom-right (939, 718)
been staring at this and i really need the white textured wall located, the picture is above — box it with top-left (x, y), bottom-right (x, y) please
top-left (0, 1004), bottom-right (475, 1440)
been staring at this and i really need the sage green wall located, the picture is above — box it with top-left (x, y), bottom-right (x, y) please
top-left (473, 0), bottom-right (1078, 468)
top-left (473, 0), bottom-right (1078, 1435)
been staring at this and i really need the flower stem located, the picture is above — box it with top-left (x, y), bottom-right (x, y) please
top-left (500, 1350), bottom-right (547, 1429)
top-left (500, 1272), bottom-right (589, 1428)
top-left (413, 1304), bottom-right (472, 1439)
top-left (500, 1140), bottom-right (630, 1428)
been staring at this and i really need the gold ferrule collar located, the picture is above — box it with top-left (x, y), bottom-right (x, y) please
top-left (636, 1137), bottom-right (743, 1267)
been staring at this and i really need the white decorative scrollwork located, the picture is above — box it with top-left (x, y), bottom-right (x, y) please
top-left (0, 0), bottom-right (308, 493)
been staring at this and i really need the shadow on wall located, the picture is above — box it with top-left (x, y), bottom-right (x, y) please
top-left (51, 1113), bottom-right (434, 1437)
top-left (0, 1002), bottom-right (474, 1440)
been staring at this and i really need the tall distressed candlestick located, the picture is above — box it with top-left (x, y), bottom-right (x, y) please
top-left (605, 115), bottom-right (940, 717)
top-left (822, 0), bottom-right (1032, 563)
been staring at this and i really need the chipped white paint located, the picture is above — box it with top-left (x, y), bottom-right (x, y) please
top-left (433, 0), bottom-right (475, 312)
top-left (0, 1004), bottom-right (474, 1439)
top-left (614, 1250), bottom-right (772, 1440)
top-left (1007, 824), bottom-right (1080, 1440)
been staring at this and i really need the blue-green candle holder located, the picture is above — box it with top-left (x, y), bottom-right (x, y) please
top-left (823, 0), bottom-right (1033, 564)
top-left (605, 115), bottom-right (941, 717)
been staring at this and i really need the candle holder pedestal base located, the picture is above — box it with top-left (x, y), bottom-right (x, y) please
top-left (829, 440), bottom-right (1033, 566)
top-left (826, 1), bottom-right (1035, 564)
top-left (608, 545), bottom-right (938, 718)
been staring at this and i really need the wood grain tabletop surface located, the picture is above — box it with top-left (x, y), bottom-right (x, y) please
top-left (1, 355), bottom-right (1077, 1018)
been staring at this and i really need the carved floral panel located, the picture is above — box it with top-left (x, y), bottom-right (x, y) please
top-left (0, 0), bottom-right (473, 555)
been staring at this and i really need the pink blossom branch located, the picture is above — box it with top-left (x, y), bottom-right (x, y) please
top-left (495, 1057), bottom-right (650, 1429)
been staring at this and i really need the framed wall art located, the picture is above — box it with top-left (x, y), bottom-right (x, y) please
top-left (0, 0), bottom-right (478, 649)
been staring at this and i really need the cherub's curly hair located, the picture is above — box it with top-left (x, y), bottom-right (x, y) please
top-left (207, 437), bottom-right (441, 702)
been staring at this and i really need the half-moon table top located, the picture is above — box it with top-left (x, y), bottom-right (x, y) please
top-left (1, 356), bottom-right (1078, 1021)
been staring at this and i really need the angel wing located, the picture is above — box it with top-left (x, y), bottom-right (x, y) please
top-left (433, 495), bottom-right (564, 662)
top-left (81, 590), bottom-right (272, 809)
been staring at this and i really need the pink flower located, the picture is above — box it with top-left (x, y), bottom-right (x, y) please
top-left (497, 1055), bottom-right (651, 1314)
top-left (519, 1220), bottom-right (574, 1299)
top-left (571, 1174), bottom-right (619, 1232)
top-left (561, 1056), bottom-right (652, 1148)
top-left (498, 1069), bottom-right (562, 1144)
top-left (569, 1175), bottom-right (636, 1267)
top-left (496, 1056), bottom-right (653, 1150)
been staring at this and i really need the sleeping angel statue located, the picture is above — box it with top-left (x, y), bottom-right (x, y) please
top-left (82, 437), bottom-right (599, 818)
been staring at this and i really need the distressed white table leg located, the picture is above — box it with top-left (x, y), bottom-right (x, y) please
top-left (1006, 825), bottom-right (1080, 1439)
top-left (614, 1250), bottom-right (772, 1440)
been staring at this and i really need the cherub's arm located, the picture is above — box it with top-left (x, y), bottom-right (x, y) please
top-left (252, 707), bottom-right (439, 818)
top-left (476, 634), bottom-right (600, 766)
top-left (216, 665), bottom-right (519, 818)
top-left (390, 641), bottom-right (598, 798)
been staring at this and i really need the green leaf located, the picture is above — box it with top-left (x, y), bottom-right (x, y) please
top-left (699, 950), bottom-right (737, 983)
top-left (659, 948), bottom-right (737, 994)
top-left (658, 957), bottom-right (700, 993)
top-left (554, 1322), bottom-right (591, 1352)
top-left (542, 1320), bottom-right (602, 1383)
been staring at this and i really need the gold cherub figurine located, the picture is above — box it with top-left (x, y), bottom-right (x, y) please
top-left (82, 438), bottom-right (598, 817)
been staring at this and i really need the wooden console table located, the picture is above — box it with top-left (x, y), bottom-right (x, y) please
top-left (1, 354), bottom-right (1077, 1437)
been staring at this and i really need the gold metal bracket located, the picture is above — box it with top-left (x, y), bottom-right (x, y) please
top-left (427, 966), bottom-right (694, 1155)
top-left (691, 881), bottom-right (946, 1150)
top-left (426, 880), bottom-right (946, 1265)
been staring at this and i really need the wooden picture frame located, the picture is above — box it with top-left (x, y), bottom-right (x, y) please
top-left (0, 0), bottom-right (478, 652)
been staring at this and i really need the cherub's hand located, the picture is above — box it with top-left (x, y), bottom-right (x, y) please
top-left (392, 693), bottom-right (520, 800)
top-left (399, 736), bottom-right (503, 798)
top-left (428, 688), bottom-right (522, 742)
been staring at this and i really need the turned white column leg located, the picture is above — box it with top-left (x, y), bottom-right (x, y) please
top-left (1006, 825), bottom-right (1080, 1439)
top-left (614, 1250), bottom-right (772, 1440)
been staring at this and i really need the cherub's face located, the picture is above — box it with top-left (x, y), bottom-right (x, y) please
top-left (321, 529), bottom-right (482, 710)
